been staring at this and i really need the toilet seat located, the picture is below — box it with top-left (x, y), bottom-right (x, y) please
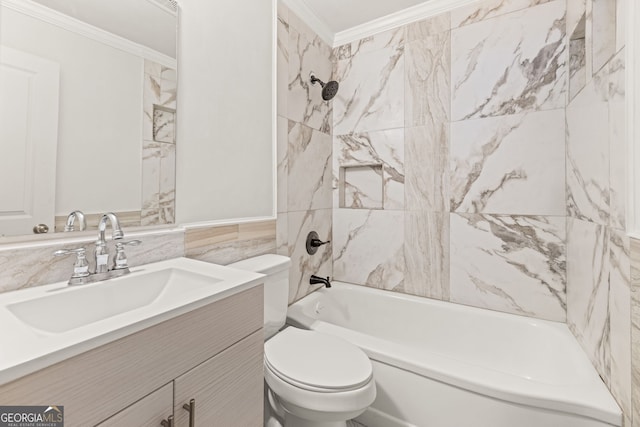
top-left (264, 328), bottom-right (376, 419)
top-left (264, 327), bottom-right (373, 392)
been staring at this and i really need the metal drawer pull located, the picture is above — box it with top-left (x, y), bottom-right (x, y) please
top-left (183, 399), bottom-right (195, 427)
top-left (160, 415), bottom-right (174, 427)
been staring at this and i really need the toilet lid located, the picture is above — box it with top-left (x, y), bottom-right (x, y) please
top-left (264, 328), bottom-right (372, 392)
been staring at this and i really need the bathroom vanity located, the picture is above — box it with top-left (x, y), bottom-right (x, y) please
top-left (0, 258), bottom-right (265, 426)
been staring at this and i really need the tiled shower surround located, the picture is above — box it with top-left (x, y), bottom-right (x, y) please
top-left (276, 5), bottom-right (334, 304)
top-left (277, 0), bottom-right (635, 423)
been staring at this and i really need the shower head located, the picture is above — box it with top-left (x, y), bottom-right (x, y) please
top-left (310, 75), bottom-right (339, 101)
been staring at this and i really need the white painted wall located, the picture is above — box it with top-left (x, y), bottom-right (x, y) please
top-left (175, 0), bottom-right (274, 223)
top-left (0, 5), bottom-right (142, 216)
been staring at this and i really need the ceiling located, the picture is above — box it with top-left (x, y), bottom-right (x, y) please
top-left (301, 0), bottom-right (434, 34)
top-left (30, 0), bottom-right (176, 57)
top-left (286, 0), bottom-right (478, 46)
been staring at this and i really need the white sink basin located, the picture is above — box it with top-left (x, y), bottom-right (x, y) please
top-left (8, 268), bottom-right (221, 334)
top-left (0, 257), bottom-right (264, 385)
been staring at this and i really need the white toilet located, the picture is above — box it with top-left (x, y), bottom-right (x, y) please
top-left (228, 254), bottom-right (376, 427)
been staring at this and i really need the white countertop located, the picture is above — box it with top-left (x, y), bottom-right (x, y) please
top-left (0, 257), bottom-right (264, 386)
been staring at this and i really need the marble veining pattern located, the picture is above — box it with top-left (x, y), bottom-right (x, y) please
top-left (334, 129), bottom-right (404, 210)
top-left (276, 214), bottom-right (288, 256)
top-left (605, 49), bottom-right (626, 231)
top-left (0, 230), bottom-right (185, 293)
top-left (142, 60), bottom-right (177, 226)
top-left (287, 209), bottom-right (332, 303)
top-left (405, 32), bottom-right (450, 128)
top-left (287, 121), bottom-right (332, 212)
top-left (567, 218), bottom-right (610, 383)
top-left (159, 143), bottom-right (176, 224)
top-left (277, 116), bottom-right (289, 214)
top-left (450, 109), bottom-right (565, 215)
top-left (406, 13), bottom-right (450, 42)
top-left (630, 239), bottom-right (640, 427)
top-left (287, 13), bottom-right (333, 134)
top-left (404, 211), bottom-right (449, 299)
top-left (333, 44), bottom-right (404, 135)
top-left (152, 108), bottom-right (175, 144)
top-left (333, 209), bottom-right (404, 290)
top-left (342, 166), bottom-right (384, 209)
top-left (591, 0), bottom-right (617, 74)
top-left (141, 140), bottom-right (161, 226)
top-left (339, 26), bottom-right (405, 60)
top-left (451, 0), bottom-right (553, 28)
top-left (569, 34), bottom-right (586, 101)
top-left (450, 213), bottom-right (566, 321)
top-left (566, 84), bottom-right (610, 226)
top-left (609, 229), bottom-right (631, 415)
top-left (187, 237), bottom-right (276, 266)
top-left (451, 0), bottom-right (567, 121)
top-left (405, 125), bottom-right (449, 212)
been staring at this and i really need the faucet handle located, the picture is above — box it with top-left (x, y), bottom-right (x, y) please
top-left (112, 240), bottom-right (141, 270)
top-left (53, 247), bottom-right (90, 281)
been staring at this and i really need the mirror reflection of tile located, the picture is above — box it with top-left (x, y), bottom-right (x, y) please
top-left (143, 60), bottom-right (177, 226)
top-left (153, 106), bottom-right (176, 143)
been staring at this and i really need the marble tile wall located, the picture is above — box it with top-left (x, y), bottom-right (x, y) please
top-left (277, 3), bottom-right (334, 303)
top-left (631, 238), bottom-right (640, 427)
top-left (142, 60), bottom-right (177, 226)
top-left (564, 0), bottom-right (630, 420)
top-left (330, 0), bottom-right (570, 320)
top-left (184, 220), bottom-right (276, 265)
top-left (276, 4), bottom-right (633, 420)
top-left (0, 220), bottom-right (277, 294)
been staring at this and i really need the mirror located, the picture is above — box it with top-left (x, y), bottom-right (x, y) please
top-left (0, 0), bottom-right (177, 237)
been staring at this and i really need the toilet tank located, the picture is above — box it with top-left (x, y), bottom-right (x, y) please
top-left (227, 254), bottom-right (291, 340)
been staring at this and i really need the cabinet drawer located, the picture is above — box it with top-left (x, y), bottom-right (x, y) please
top-left (96, 383), bottom-right (173, 427)
top-left (0, 285), bottom-right (263, 426)
top-left (174, 330), bottom-right (263, 426)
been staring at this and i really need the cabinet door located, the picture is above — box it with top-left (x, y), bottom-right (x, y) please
top-left (96, 382), bottom-right (173, 427)
top-left (174, 330), bottom-right (263, 426)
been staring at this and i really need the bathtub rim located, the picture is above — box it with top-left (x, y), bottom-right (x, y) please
top-left (287, 282), bottom-right (622, 427)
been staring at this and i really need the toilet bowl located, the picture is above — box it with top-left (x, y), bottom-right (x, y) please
top-left (264, 327), bottom-right (376, 427)
top-left (227, 255), bottom-right (376, 427)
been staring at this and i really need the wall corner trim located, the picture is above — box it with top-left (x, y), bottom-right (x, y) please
top-left (0, 0), bottom-right (176, 68)
top-left (332, 0), bottom-right (478, 47)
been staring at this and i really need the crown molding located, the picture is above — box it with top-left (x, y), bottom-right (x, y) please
top-left (333, 0), bottom-right (479, 47)
top-left (0, 0), bottom-right (176, 68)
top-left (280, 0), bottom-right (334, 46)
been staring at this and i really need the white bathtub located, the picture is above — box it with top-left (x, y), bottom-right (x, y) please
top-left (287, 282), bottom-right (622, 427)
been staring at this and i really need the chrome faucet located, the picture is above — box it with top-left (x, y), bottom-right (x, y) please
top-left (95, 212), bottom-right (124, 273)
top-left (64, 210), bottom-right (87, 232)
top-left (54, 212), bottom-right (141, 286)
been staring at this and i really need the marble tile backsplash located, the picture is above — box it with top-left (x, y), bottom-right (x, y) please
top-left (0, 229), bottom-right (184, 294)
top-left (0, 220), bottom-right (276, 294)
top-left (142, 59), bottom-right (177, 226)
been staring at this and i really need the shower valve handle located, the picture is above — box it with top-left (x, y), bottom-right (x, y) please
top-left (310, 238), bottom-right (330, 248)
top-left (306, 231), bottom-right (330, 255)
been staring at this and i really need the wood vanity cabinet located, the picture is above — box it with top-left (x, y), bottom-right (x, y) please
top-left (0, 285), bottom-right (264, 427)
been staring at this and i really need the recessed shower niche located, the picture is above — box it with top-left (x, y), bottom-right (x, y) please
top-left (339, 164), bottom-right (384, 209)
